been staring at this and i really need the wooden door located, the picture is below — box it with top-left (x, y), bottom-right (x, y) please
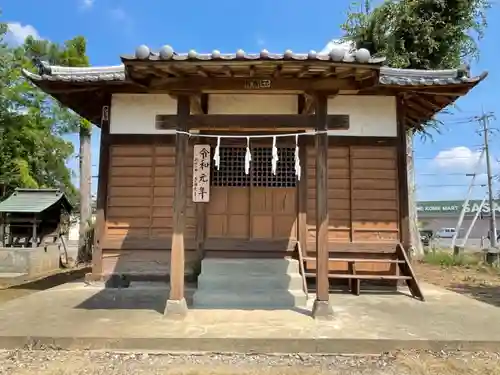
top-left (206, 146), bottom-right (297, 244)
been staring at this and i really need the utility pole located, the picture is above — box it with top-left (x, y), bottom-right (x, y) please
top-left (480, 111), bottom-right (498, 248)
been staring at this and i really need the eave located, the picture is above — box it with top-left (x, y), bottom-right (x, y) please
top-left (22, 49), bottom-right (487, 130)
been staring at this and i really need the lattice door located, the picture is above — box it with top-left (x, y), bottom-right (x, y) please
top-left (206, 146), bottom-right (297, 241)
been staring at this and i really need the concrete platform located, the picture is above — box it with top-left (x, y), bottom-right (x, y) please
top-left (0, 281), bottom-right (499, 354)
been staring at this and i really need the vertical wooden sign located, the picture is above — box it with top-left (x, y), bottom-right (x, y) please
top-left (192, 145), bottom-right (211, 202)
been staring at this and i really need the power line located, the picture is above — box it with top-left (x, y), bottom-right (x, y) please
top-left (417, 184), bottom-right (486, 188)
top-left (417, 172), bottom-right (482, 177)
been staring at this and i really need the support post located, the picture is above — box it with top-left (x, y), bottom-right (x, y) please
top-left (312, 94), bottom-right (333, 319)
top-left (32, 215), bottom-right (37, 248)
top-left (396, 96), bottom-right (411, 250)
top-left (297, 95), bottom-right (311, 258)
top-left (91, 102), bottom-right (111, 280)
top-left (481, 111), bottom-right (498, 248)
top-left (164, 94), bottom-right (190, 318)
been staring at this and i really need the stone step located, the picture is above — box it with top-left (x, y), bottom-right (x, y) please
top-left (200, 258), bottom-right (300, 275)
top-left (197, 273), bottom-right (304, 292)
top-left (193, 289), bottom-right (307, 309)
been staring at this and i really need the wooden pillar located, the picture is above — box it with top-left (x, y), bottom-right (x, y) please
top-left (396, 95), bottom-right (411, 249)
top-left (164, 94), bottom-right (190, 318)
top-left (90, 101), bottom-right (111, 280)
top-left (32, 215), bottom-right (37, 248)
top-left (312, 94), bottom-right (334, 319)
top-left (297, 94), bottom-right (311, 257)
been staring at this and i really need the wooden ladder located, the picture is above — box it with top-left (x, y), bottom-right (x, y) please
top-left (302, 243), bottom-right (425, 301)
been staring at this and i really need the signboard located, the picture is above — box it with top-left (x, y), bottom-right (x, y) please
top-left (417, 200), bottom-right (500, 217)
top-left (192, 145), bottom-right (211, 203)
top-left (244, 79), bottom-right (271, 89)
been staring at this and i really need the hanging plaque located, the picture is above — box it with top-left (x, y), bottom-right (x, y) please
top-left (192, 144), bottom-right (211, 202)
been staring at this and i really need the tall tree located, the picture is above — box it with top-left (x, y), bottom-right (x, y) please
top-left (0, 22), bottom-right (75, 199)
top-left (341, 0), bottom-right (489, 256)
top-left (22, 35), bottom-right (93, 262)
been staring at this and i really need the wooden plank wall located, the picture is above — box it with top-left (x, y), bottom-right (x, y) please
top-left (306, 144), bottom-right (399, 250)
top-left (101, 142), bottom-right (197, 276)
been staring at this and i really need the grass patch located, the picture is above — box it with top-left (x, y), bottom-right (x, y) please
top-left (422, 251), bottom-right (481, 267)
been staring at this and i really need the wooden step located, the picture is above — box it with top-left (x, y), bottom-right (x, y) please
top-left (303, 257), bottom-right (404, 264)
top-left (304, 273), bottom-right (411, 280)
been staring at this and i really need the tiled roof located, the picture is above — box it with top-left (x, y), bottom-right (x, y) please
top-left (0, 189), bottom-right (72, 213)
top-left (378, 67), bottom-right (482, 86)
top-left (21, 47), bottom-right (484, 87)
top-left (23, 63), bottom-right (482, 87)
top-left (121, 44), bottom-right (385, 64)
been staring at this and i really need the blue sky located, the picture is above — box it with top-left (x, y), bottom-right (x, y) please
top-left (2, 0), bottom-right (500, 201)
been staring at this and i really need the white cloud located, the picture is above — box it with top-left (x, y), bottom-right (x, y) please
top-left (320, 38), bottom-right (354, 55)
top-left (4, 22), bottom-right (40, 46)
top-left (79, 0), bottom-right (95, 10)
top-left (432, 146), bottom-right (485, 173)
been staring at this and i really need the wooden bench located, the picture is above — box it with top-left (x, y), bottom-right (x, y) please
top-left (302, 245), bottom-right (425, 301)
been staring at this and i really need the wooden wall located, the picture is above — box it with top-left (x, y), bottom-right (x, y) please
top-left (101, 141), bottom-right (197, 276)
top-left (306, 144), bottom-right (399, 250)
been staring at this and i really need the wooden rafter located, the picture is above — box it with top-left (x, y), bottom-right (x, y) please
top-left (195, 66), bottom-right (209, 77)
top-left (273, 65), bottom-right (282, 78)
top-left (321, 66), bottom-right (336, 78)
top-left (297, 66), bottom-right (310, 78)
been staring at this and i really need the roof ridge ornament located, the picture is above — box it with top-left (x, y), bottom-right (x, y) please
top-left (135, 45), bottom-right (151, 60)
top-left (32, 58), bottom-right (51, 75)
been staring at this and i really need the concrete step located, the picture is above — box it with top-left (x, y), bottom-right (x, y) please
top-left (193, 289), bottom-right (307, 309)
top-left (200, 258), bottom-right (300, 275)
top-left (0, 272), bottom-right (28, 279)
top-left (197, 273), bottom-right (304, 292)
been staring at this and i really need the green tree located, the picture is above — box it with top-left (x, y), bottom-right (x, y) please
top-left (0, 17), bottom-right (93, 262)
top-left (0, 22), bottom-right (75, 199)
top-left (340, 0), bottom-right (489, 256)
top-left (21, 34), bottom-right (93, 262)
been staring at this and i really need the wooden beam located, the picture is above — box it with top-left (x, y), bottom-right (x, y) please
top-left (164, 94), bottom-right (190, 318)
top-left (156, 114), bottom-right (349, 130)
top-left (144, 77), bottom-right (363, 92)
top-left (91, 101), bottom-right (111, 280)
top-left (397, 95), bottom-right (411, 249)
top-left (312, 93), bottom-right (333, 319)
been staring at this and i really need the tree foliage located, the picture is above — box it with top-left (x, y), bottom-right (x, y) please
top-left (342, 0), bottom-right (489, 70)
top-left (0, 16), bottom-right (90, 200)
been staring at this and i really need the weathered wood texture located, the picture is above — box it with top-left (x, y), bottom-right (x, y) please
top-left (205, 187), bottom-right (297, 257)
top-left (104, 143), bottom-right (196, 247)
top-left (101, 249), bottom-right (199, 277)
top-left (306, 144), bottom-right (399, 274)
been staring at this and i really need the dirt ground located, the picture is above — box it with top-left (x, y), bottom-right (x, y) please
top-left (0, 263), bottom-right (499, 374)
top-left (1, 350), bottom-right (500, 375)
top-left (413, 261), bottom-right (500, 307)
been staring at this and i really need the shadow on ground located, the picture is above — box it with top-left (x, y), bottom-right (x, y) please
top-left (448, 283), bottom-right (500, 308)
top-left (6, 267), bottom-right (91, 291)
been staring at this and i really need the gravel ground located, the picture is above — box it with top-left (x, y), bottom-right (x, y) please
top-left (0, 350), bottom-right (499, 375)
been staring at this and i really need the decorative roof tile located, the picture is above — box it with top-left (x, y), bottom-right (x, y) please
top-left (21, 50), bottom-right (485, 87)
top-left (123, 44), bottom-right (382, 64)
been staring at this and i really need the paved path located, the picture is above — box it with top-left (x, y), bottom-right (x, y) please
top-left (0, 281), bottom-right (499, 354)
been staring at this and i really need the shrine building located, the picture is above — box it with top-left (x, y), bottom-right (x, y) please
top-left (23, 45), bottom-right (486, 318)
